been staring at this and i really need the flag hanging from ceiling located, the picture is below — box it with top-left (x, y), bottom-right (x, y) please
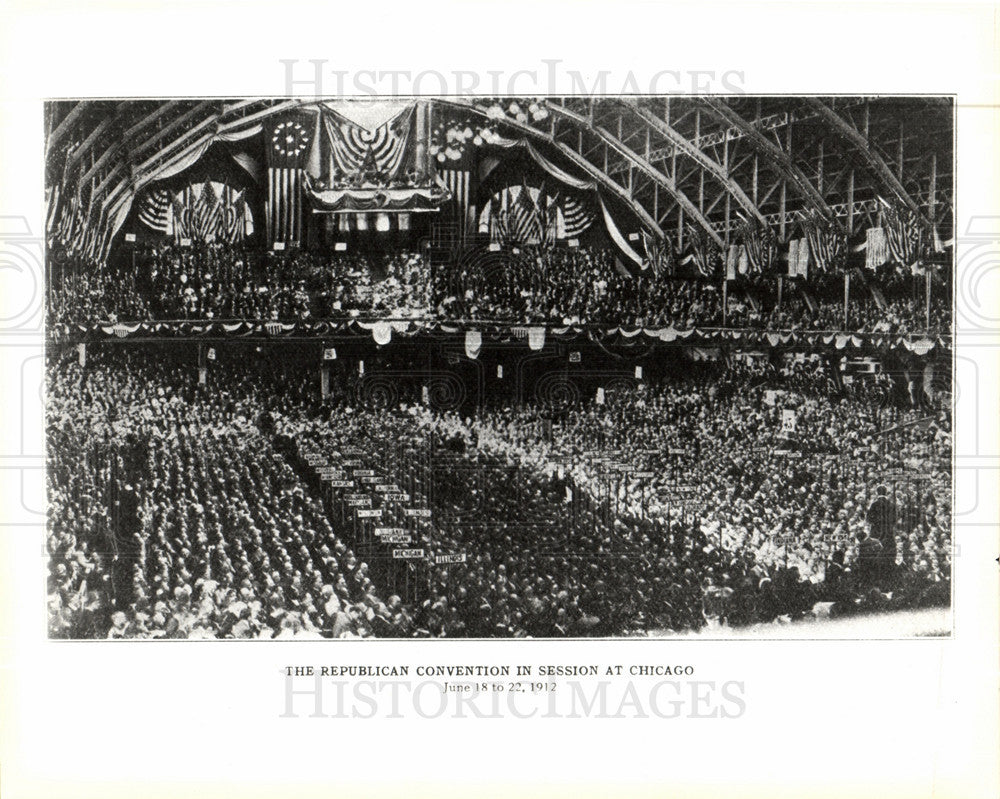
top-left (489, 190), bottom-right (509, 246)
top-left (222, 188), bottom-right (254, 243)
top-left (736, 213), bottom-right (776, 274)
top-left (679, 226), bottom-right (718, 278)
top-left (539, 186), bottom-right (560, 247)
top-left (195, 180), bottom-right (220, 241)
top-left (641, 231), bottom-right (672, 275)
top-left (267, 116), bottom-right (313, 245)
top-left (878, 196), bottom-right (927, 271)
top-left (801, 210), bottom-right (846, 273)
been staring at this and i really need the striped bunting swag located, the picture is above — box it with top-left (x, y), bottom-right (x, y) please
top-left (326, 110), bottom-right (412, 180)
top-left (138, 188), bottom-right (173, 234)
top-left (561, 195), bottom-right (593, 238)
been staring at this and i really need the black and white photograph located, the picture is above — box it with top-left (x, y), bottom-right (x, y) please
top-left (44, 96), bottom-right (954, 640)
top-left (3, 3), bottom-right (999, 798)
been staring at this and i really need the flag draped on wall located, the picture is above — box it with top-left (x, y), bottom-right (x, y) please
top-left (266, 116), bottom-right (313, 245)
top-left (324, 108), bottom-right (414, 182)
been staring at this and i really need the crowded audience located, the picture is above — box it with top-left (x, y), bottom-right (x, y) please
top-left (47, 346), bottom-right (951, 638)
top-left (47, 241), bottom-right (950, 334)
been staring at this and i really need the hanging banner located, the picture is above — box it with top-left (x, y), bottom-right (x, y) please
top-left (266, 115), bottom-right (313, 245)
top-left (528, 327), bottom-right (546, 351)
top-left (465, 330), bottom-right (482, 359)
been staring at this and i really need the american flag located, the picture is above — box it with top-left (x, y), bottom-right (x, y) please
top-left (267, 117), bottom-right (312, 245)
top-left (801, 209), bottom-right (846, 273)
top-left (878, 196), bottom-right (926, 270)
top-left (327, 110), bottom-right (413, 180)
top-left (438, 168), bottom-right (470, 235)
top-left (193, 181), bottom-right (218, 241)
top-left (508, 181), bottom-right (543, 245)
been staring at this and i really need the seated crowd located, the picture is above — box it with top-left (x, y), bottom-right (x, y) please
top-left (47, 346), bottom-right (951, 639)
top-left (47, 241), bottom-right (950, 334)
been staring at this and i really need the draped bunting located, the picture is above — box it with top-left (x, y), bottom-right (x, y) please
top-left (370, 321), bottom-right (392, 346)
top-left (216, 124), bottom-right (263, 143)
top-left (486, 137), bottom-right (598, 192)
top-left (323, 100), bottom-right (415, 133)
top-left (323, 108), bottom-right (414, 183)
top-left (304, 175), bottom-right (451, 212)
top-left (230, 151), bottom-right (263, 184)
top-left (62, 319), bottom-right (949, 357)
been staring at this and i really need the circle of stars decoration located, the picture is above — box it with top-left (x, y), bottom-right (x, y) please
top-left (272, 120), bottom-right (310, 158)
